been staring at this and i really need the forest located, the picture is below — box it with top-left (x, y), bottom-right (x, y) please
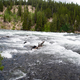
top-left (0, 0), bottom-right (80, 32)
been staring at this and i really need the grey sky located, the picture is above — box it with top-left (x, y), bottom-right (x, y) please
top-left (54, 0), bottom-right (80, 5)
top-left (26, 0), bottom-right (80, 5)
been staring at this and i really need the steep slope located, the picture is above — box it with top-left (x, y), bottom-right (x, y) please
top-left (0, 5), bottom-right (35, 30)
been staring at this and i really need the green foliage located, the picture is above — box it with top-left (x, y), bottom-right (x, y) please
top-left (0, 0), bottom-right (3, 12)
top-left (60, 23), bottom-right (70, 32)
top-left (35, 11), bottom-right (47, 31)
top-left (22, 6), bottom-right (28, 30)
top-left (7, 5), bottom-right (11, 14)
top-left (50, 13), bottom-right (58, 32)
top-left (2, 0), bottom-right (80, 32)
top-left (13, 8), bottom-right (15, 14)
top-left (27, 13), bottom-right (32, 30)
top-left (44, 8), bottom-right (52, 18)
top-left (4, 8), bottom-right (20, 23)
top-left (0, 54), bottom-right (4, 71)
top-left (27, 0), bottom-right (80, 32)
top-left (22, 5), bottom-right (34, 30)
top-left (1, 26), bottom-right (5, 29)
top-left (33, 8), bottom-right (37, 23)
top-left (4, 14), bottom-right (6, 22)
top-left (17, 5), bottom-right (22, 16)
top-left (44, 22), bottom-right (51, 32)
top-left (9, 16), bottom-right (11, 22)
top-left (12, 26), bottom-right (15, 30)
top-left (4, 9), bottom-right (11, 22)
top-left (0, 14), bottom-right (3, 17)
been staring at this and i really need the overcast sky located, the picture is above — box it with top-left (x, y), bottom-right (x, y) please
top-left (54, 0), bottom-right (80, 5)
top-left (26, 0), bottom-right (80, 5)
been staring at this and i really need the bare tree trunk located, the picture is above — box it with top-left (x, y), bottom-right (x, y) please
top-left (31, 41), bottom-right (45, 50)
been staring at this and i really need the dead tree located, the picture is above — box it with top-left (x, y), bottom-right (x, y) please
top-left (38, 41), bottom-right (45, 47)
top-left (31, 41), bottom-right (45, 50)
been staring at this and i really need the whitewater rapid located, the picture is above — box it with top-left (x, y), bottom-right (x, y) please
top-left (0, 30), bottom-right (80, 80)
top-left (0, 30), bottom-right (80, 64)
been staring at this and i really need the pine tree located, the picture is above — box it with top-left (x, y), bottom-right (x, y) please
top-left (27, 14), bottom-right (31, 30)
top-left (50, 13), bottom-right (58, 32)
top-left (0, 0), bottom-right (3, 12)
top-left (13, 7), bottom-right (15, 14)
top-left (44, 22), bottom-right (51, 32)
top-left (18, 5), bottom-right (22, 16)
top-left (22, 6), bottom-right (28, 30)
top-left (34, 4), bottom-right (38, 23)
top-left (4, 14), bottom-right (6, 22)
top-left (7, 5), bottom-right (11, 14)
top-left (10, 1), bottom-right (13, 10)
top-left (17, 4), bottom-right (22, 16)
top-left (35, 11), bottom-right (42, 31)
top-left (45, 8), bottom-right (52, 18)
top-left (35, 11), bottom-right (47, 31)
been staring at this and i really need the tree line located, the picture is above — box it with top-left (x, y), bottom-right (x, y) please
top-left (0, 0), bottom-right (80, 32)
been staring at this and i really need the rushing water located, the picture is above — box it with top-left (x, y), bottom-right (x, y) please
top-left (0, 29), bottom-right (80, 80)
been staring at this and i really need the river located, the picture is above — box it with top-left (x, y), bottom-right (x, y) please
top-left (0, 29), bottom-right (80, 80)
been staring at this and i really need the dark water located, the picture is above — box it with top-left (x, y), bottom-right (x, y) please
top-left (0, 30), bottom-right (80, 80)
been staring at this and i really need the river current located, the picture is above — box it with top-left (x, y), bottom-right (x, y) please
top-left (0, 30), bottom-right (80, 80)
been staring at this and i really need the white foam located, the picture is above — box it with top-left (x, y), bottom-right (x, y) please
top-left (10, 38), bottom-right (22, 43)
top-left (0, 49), bottom-right (18, 58)
top-left (24, 42), bottom-right (30, 45)
top-left (9, 70), bottom-right (26, 80)
top-left (44, 41), bottom-right (51, 45)
top-left (0, 51), bottom-right (12, 58)
top-left (41, 43), bottom-right (80, 65)
top-left (1, 30), bottom-right (80, 65)
top-left (12, 44), bottom-right (24, 48)
top-left (48, 60), bottom-right (63, 64)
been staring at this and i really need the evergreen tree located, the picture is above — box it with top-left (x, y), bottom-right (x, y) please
top-left (50, 13), bottom-right (58, 32)
top-left (35, 11), bottom-right (47, 31)
top-left (10, 1), bottom-right (13, 10)
top-left (22, 6), bottom-right (28, 30)
top-left (76, 15), bottom-right (80, 30)
top-left (17, 5), bottom-right (22, 16)
top-left (27, 14), bottom-right (31, 30)
top-left (4, 14), bottom-right (6, 22)
top-left (44, 22), bottom-right (51, 32)
top-left (2, 0), bottom-right (80, 32)
top-left (34, 5), bottom-right (38, 23)
top-left (9, 16), bottom-right (11, 22)
top-left (0, 0), bottom-right (3, 12)
top-left (13, 7), bottom-right (15, 14)
top-left (7, 5), bottom-right (11, 14)
top-left (45, 8), bottom-right (52, 18)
